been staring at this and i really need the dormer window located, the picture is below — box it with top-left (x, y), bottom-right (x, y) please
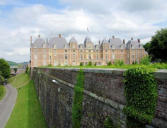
top-left (54, 44), bottom-right (56, 49)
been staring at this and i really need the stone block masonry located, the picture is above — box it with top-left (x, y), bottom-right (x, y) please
top-left (31, 68), bottom-right (167, 128)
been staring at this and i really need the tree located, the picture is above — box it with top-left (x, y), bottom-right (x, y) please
top-left (144, 28), bottom-right (167, 62)
top-left (0, 59), bottom-right (10, 78)
top-left (14, 68), bottom-right (17, 74)
top-left (0, 71), bottom-right (5, 85)
top-left (140, 56), bottom-right (151, 65)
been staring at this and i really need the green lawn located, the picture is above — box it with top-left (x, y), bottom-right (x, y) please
top-left (0, 85), bottom-right (6, 101)
top-left (6, 73), bottom-right (48, 128)
top-left (8, 73), bottom-right (30, 88)
top-left (44, 63), bottom-right (167, 70)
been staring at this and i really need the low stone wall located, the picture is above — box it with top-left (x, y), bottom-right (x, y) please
top-left (31, 68), bottom-right (167, 128)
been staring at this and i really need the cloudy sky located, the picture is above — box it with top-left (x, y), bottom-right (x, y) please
top-left (0, 0), bottom-right (167, 62)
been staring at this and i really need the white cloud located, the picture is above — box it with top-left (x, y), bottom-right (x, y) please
top-left (0, 1), bottom-right (167, 62)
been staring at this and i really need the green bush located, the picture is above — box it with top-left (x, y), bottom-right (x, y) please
top-left (72, 69), bottom-right (84, 128)
top-left (14, 68), bottom-right (18, 73)
top-left (104, 117), bottom-right (114, 128)
top-left (0, 74), bottom-right (5, 85)
top-left (132, 61), bottom-right (138, 65)
top-left (140, 56), bottom-right (151, 65)
top-left (0, 58), bottom-right (10, 78)
top-left (123, 67), bottom-right (158, 127)
top-left (107, 61), bottom-right (112, 66)
top-left (80, 62), bottom-right (83, 66)
top-left (114, 60), bottom-right (124, 66)
top-left (88, 61), bottom-right (92, 66)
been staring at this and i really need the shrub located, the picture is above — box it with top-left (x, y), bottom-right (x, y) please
top-left (94, 62), bottom-right (97, 66)
top-left (0, 75), bottom-right (4, 85)
top-left (88, 61), bottom-right (92, 66)
top-left (114, 60), bottom-right (124, 66)
top-left (80, 62), bottom-right (83, 66)
top-left (140, 56), bottom-right (151, 65)
top-left (0, 58), bottom-right (10, 78)
top-left (14, 68), bottom-right (18, 73)
top-left (72, 69), bottom-right (84, 128)
top-left (132, 61), bottom-right (138, 65)
top-left (104, 117), bottom-right (114, 128)
top-left (107, 61), bottom-right (112, 66)
top-left (123, 67), bottom-right (158, 127)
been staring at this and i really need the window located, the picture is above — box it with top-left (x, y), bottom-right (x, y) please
top-left (105, 50), bottom-right (108, 52)
top-left (112, 54), bottom-right (115, 60)
top-left (89, 54), bottom-right (91, 59)
top-left (80, 55), bottom-right (83, 60)
top-left (43, 60), bottom-right (46, 66)
top-left (43, 55), bottom-right (46, 59)
top-left (106, 54), bottom-right (108, 60)
top-left (73, 50), bottom-right (75, 52)
top-left (89, 50), bottom-right (91, 52)
top-left (65, 50), bottom-right (67, 52)
top-left (65, 54), bottom-right (68, 59)
top-left (34, 55), bottom-right (38, 60)
top-left (96, 55), bottom-right (98, 60)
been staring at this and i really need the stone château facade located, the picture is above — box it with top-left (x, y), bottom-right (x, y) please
top-left (30, 34), bottom-right (147, 67)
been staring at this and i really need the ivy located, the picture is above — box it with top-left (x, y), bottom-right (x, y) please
top-left (104, 117), bottom-right (115, 128)
top-left (72, 69), bottom-right (84, 128)
top-left (123, 67), bottom-right (158, 128)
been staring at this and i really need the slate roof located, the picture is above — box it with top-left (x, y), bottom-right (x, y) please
top-left (48, 36), bottom-right (67, 48)
top-left (126, 40), bottom-right (143, 49)
top-left (32, 38), bottom-right (45, 48)
top-left (69, 37), bottom-right (77, 43)
top-left (108, 37), bottom-right (123, 49)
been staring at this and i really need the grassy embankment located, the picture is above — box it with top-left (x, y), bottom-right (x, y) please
top-left (43, 63), bottom-right (167, 70)
top-left (0, 85), bottom-right (6, 101)
top-left (5, 73), bottom-right (48, 128)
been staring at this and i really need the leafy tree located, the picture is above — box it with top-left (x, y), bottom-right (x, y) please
top-left (80, 62), bottom-right (83, 66)
top-left (0, 71), bottom-right (5, 85)
top-left (0, 59), bottom-right (10, 78)
top-left (88, 61), bottom-right (92, 66)
top-left (107, 61), bottom-right (112, 66)
top-left (140, 56), bottom-right (151, 65)
top-left (144, 28), bottom-right (167, 62)
top-left (14, 68), bottom-right (17, 73)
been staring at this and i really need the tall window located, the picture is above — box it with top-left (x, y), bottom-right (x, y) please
top-left (80, 55), bottom-right (83, 60)
top-left (89, 54), bottom-right (91, 59)
top-left (106, 54), bottom-right (108, 60)
top-left (65, 54), bottom-right (68, 59)
top-left (96, 55), bottom-right (98, 60)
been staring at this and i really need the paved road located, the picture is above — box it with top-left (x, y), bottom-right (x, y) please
top-left (0, 85), bottom-right (17, 128)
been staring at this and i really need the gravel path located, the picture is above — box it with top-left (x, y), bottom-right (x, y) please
top-left (0, 85), bottom-right (17, 128)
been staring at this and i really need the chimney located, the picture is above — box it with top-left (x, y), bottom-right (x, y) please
top-left (123, 39), bottom-right (125, 44)
top-left (59, 34), bottom-right (61, 38)
top-left (112, 35), bottom-right (115, 39)
top-left (131, 37), bottom-right (133, 40)
top-left (30, 36), bottom-right (32, 44)
top-left (46, 38), bottom-right (48, 43)
top-left (38, 34), bottom-right (40, 38)
top-left (137, 39), bottom-right (140, 43)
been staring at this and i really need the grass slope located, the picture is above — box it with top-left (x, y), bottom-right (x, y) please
top-left (8, 73), bottom-right (30, 88)
top-left (45, 63), bottom-right (167, 70)
top-left (6, 74), bottom-right (48, 128)
top-left (0, 85), bottom-right (6, 101)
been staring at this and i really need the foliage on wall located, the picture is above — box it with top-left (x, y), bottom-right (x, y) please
top-left (72, 69), bottom-right (84, 128)
top-left (123, 67), bottom-right (158, 128)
